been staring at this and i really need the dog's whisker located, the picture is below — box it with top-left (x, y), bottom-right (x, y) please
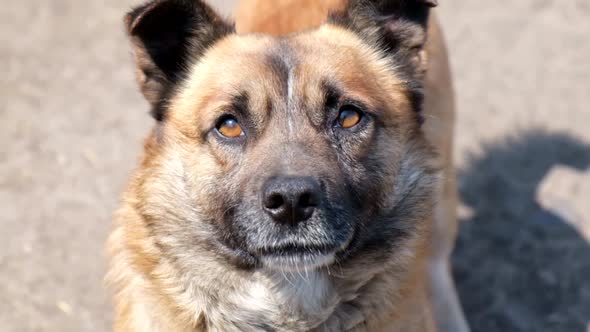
top-left (303, 263), bottom-right (310, 284)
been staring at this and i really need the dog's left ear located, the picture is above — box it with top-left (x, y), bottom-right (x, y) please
top-left (329, 0), bottom-right (437, 78)
top-left (125, 0), bottom-right (234, 120)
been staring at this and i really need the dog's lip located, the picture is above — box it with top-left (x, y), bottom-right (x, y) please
top-left (259, 250), bottom-right (336, 271)
top-left (253, 228), bottom-right (357, 270)
top-left (254, 227), bottom-right (357, 259)
top-left (256, 243), bottom-right (339, 257)
top-left (256, 243), bottom-right (338, 271)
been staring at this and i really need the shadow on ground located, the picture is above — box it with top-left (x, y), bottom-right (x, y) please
top-left (452, 130), bottom-right (590, 332)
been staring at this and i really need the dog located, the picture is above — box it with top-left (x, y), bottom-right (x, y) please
top-left (107, 0), bottom-right (469, 331)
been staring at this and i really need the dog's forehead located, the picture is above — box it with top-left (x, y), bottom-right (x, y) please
top-left (170, 25), bottom-right (407, 129)
top-left (200, 26), bottom-right (388, 82)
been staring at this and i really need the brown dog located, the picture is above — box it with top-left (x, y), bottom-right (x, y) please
top-left (107, 0), bottom-right (469, 331)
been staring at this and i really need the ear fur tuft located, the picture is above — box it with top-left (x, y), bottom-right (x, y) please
top-left (125, 0), bottom-right (234, 121)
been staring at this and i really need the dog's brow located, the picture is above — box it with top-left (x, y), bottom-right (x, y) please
top-left (229, 92), bottom-right (250, 117)
top-left (321, 79), bottom-right (343, 109)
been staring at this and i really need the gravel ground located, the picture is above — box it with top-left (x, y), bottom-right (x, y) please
top-left (1, 1), bottom-right (589, 331)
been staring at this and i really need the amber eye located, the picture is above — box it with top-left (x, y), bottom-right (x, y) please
top-left (337, 106), bottom-right (363, 129)
top-left (216, 116), bottom-right (244, 138)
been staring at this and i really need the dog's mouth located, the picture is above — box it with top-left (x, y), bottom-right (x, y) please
top-left (224, 200), bottom-right (358, 271)
top-left (254, 229), bottom-right (357, 271)
top-left (258, 243), bottom-right (337, 256)
top-left (257, 244), bottom-right (338, 271)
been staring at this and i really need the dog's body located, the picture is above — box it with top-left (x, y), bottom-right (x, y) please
top-left (107, 0), bottom-right (468, 331)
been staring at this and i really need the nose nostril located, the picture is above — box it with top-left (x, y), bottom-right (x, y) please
top-left (298, 192), bottom-right (317, 208)
top-left (262, 177), bottom-right (321, 224)
top-left (265, 193), bottom-right (284, 210)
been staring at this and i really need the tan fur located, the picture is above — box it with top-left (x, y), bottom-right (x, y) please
top-left (235, 0), bottom-right (346, 36)
top-left (234, 2), bottom-right (468, 331)
top-left (234, 4), bottom-right (469, 332)
top-left (108, 1), bottom-right (469, 331)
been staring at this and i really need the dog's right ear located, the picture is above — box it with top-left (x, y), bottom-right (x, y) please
top-left (125, 0), bottom-right (233, 120)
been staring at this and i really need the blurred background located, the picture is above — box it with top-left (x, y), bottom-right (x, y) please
top-left (1, 1), bottom-right (589, 331)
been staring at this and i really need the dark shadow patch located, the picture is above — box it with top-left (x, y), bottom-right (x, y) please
top-left (453, 129), bottom-right (590, 332)
top-left (264, 52), bottom-right (290, 89)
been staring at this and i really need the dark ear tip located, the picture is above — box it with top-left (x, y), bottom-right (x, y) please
top-left (124, 1), bottom-right (161, 35)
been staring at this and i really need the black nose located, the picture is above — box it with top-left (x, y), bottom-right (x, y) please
top-left (262, 176), bottom-right (321, 224)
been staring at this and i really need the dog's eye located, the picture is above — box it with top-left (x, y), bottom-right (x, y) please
top-left (216, 116), bottom-right (244, 138)
top-left (337, 105), bottom-right (363, 129)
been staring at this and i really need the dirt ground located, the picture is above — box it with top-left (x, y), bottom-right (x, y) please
top-left (1, 1), bottom-right (589, 331)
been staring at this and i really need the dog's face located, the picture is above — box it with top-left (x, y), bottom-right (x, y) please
top-left (126, 0), bottom-right (439, 273)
